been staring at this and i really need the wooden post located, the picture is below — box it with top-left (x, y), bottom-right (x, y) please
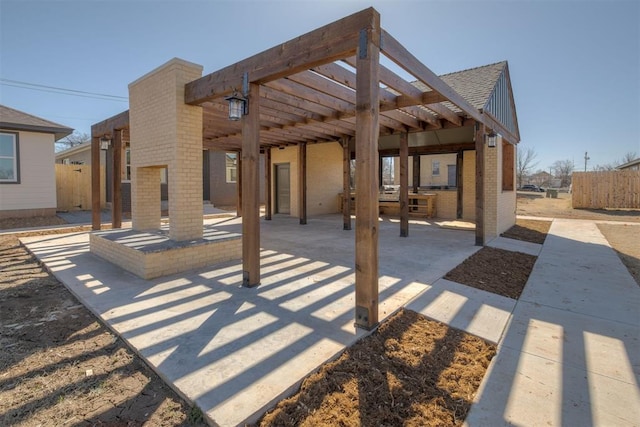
top-left (236, 153), bottom-right (242, 217)
top-left (399, 132), bottom-right (409, 237)
top-left (242, 83), bottom-right (261, 287)
top-left (299, 142), bottom-right (307, 225)
top-left (475, 122), bottom-right (485, 246)
top-left (91, 136), bottom-right (101, 230)
top-left (355, 14), bottom-right (380, 330)
top-left (112, 129), bottom-right (122, 229)
top-left (265, 148), bottom-right (272, 220)
top-left (456, 150), bottom-right (463, 219)
top-left (412, 155), bottom-right (420, 192)
top-left (378, 155), bottom-right (383, 188)
top-left (342, 137), bottom-right (352, 230)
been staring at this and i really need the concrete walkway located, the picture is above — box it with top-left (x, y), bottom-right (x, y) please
top-left (465, 219), bottom-right (640, 426)
top-left (18, 217), bottom-right (639, 426)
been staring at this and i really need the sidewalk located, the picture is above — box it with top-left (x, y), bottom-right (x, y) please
top-left (465, 219), bottom-right (640, 426)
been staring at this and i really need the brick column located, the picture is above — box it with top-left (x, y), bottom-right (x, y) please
top-left (129, 58), bottom-right (203, 241)
top-left (484, 142), bottom-right (499, 239)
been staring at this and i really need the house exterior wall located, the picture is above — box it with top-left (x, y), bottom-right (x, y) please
top-left (484, 136), bottom-right (516, 240)
top-left (307, 142), bottom-right (342, 215)
top-left (207, 150), bottom-right (265, 207)
top-left (0, 130), bottom-right (57, 218)
top-left (56, 146), bottom-right (94, 165)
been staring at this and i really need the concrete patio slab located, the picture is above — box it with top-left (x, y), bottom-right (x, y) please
top-left (21, 214), bottom-right (480, 426)
top-left (487, 236), bottom-right (542, 256)
top-left (406, 278), bottom-right (516, 344)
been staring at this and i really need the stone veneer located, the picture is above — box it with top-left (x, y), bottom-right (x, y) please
top-left (90, 227), bottom-right (241, 280)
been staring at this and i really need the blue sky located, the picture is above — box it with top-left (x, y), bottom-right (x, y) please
top-left (1, 0), bottom-right (638, 171)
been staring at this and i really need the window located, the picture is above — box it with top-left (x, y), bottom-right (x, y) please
top-left (432, 160), bottom-right (440, 176)
top-left (226, 152), bottom-right (237, 183)
top-left (0, 132), bottom-right (19, 183)
top-left (124, 148), bottom-right (131, 181)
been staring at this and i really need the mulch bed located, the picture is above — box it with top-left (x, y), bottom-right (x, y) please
top-left (258, 309), bottom-right (496, 427)
top-left (500, 219), bottom-right (551, 244)
top-left (444, 247), bottom-right (537, 299)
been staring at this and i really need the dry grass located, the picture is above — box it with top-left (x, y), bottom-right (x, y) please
top-left (598, 223), bottom-right (640, 286)
top-left (258, 309), bottom-right (496, 427)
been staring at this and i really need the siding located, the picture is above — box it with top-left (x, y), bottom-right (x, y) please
top-left (0, 130), bottom-right (56, 211)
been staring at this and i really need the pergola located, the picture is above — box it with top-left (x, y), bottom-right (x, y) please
top-left (91, 7), bottom-right (518, 329)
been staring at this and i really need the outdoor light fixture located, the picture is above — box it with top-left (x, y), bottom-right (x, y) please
top-left (225, 93), bottom-right (247, 121)
top-left (225, 72), bottom-right (250, 121)
top-left (486, 131), bottom-right (498, 148)
top-left (99, 136), bottom-right (111, 151)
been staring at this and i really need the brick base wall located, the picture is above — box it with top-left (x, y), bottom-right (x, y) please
top-left (90, 228), bottom-right (242, 279)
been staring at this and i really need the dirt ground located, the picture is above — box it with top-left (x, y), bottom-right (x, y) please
top-left (1, 204), bottom-right (636, 426)
top-left (597, 223), bottom-right (640, 286)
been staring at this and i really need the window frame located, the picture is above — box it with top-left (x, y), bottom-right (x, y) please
top-left (431, 160), bottom-right (440, 176)
top-left (0, 131), bottom-right (20, 184)
top-left (226, 152), bottom-right (237, 183)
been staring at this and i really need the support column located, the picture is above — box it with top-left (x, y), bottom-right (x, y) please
top-left (342, 137), bottom-right (351, 230)
top-left (475, 122), bottom-right (485, 246)
top-left (242, 82), bottom-right (261, 287)
top-left (355, 14), bottom-right (380, 330)
top-left (236, 153), bottom-right (242, 217)
top-left (412, 155), bottom-right (420, 192)
top-left (265, 148), bottom-right (272, 220)
top-left (91, 136), bottom-right (101, 230)
top-left (112, 129), bottom-right (122, 229)
top-left (456, 150), bottom-right (463, 219)
top-left (299, 142), bottom-right (307, 225)
top-left (399, 132), bottom-right (409, 237)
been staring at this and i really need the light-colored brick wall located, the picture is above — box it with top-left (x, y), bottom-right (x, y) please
top-left (484, 141), bottom-right (499, 239)
top-left (307, 142), bottom-right (342, 215)
top-left (428, 190), bottom-right (457, 219)
top-left (129, 58), bottom-right (204, 241)
top-left (90, 231), bottom-right (241, 280)
top-left (131, 167), bottom-right (161, 230)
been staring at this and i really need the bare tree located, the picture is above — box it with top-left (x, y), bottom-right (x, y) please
top-left (516, 145), bottom-right (538, 188)
top-left (56, 131), bottom-right (90, 151)
top-left (622, 151), bottom-right (638, 163)
top-left (552, 159), bottom-right (573, 188)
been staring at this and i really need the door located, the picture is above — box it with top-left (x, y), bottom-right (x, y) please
top-left (447, 164), bottom-right (457, 187)
top-left (275, 163), bottom-right (290, 214)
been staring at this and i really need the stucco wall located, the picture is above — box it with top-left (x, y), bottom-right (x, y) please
top-left (0, 130), bottom-right (56, 214)
top-left (496, 140), bottom-right (516, 235)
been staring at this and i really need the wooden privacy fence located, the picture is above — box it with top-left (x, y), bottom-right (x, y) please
top-left (55, 164), bottom-right (105, 211)
top-left (572, 170), bottom-right (640, 209)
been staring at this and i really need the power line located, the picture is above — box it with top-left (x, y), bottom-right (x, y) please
top-left (0, 78), bottom-right (128, 102)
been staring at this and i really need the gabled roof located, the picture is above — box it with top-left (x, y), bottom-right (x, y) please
top-left (0, 104), bottom-right (73, 140)
top-left (413, 61), bottom-right (519, 140)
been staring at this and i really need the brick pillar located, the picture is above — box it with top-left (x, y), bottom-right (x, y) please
top-left (129, 58), bottom-right (203, 241)
top-left (484, 143), bottom-right (499, 240)
top-left (132, 167), bottom-right (162, 230)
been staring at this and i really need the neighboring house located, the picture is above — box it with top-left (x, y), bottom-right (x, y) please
top-left (616, 158), bottom-right (640, 171)
top-left (0, 104), bottom-right (72, 219)
top-left (57, 138), bottom-right (263, 212)
top-left (528, 171), bottom-right (552, 188)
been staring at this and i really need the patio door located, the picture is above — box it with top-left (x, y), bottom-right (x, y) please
top-left (275, 163), bottom-right (290, 214)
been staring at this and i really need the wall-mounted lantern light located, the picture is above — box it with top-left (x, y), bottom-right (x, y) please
top-left (224, 93), bottom-right (247, 121)
top-left (486, 131), bottom-right (498, 148)
top-left (99, 136), bottom-right (111, 151)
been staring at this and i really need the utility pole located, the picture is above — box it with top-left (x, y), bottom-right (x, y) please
top-left (584, 151), bottom-right (590, 172)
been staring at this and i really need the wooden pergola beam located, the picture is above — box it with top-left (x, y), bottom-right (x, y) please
top-left (184, 8), bottom-right (379, 105)
top-left (112, 129), bottom-right (122, 229)
top-left (399, 132), bottom-right (409, 237)
top-left (91, 110), bottom-right (129, 136)
top-left (377, 142), bottom-right (475, 157)
top-left (381, 30), bottom-right (483, 123)
top-left (475, 122), bottom-right (485, 246)
top-left (299, 142), bottom-right (307, 225)
top-left (342, 137), bottom-right (352, 231)
top-left (91, 136), bottom-right (101, 230)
